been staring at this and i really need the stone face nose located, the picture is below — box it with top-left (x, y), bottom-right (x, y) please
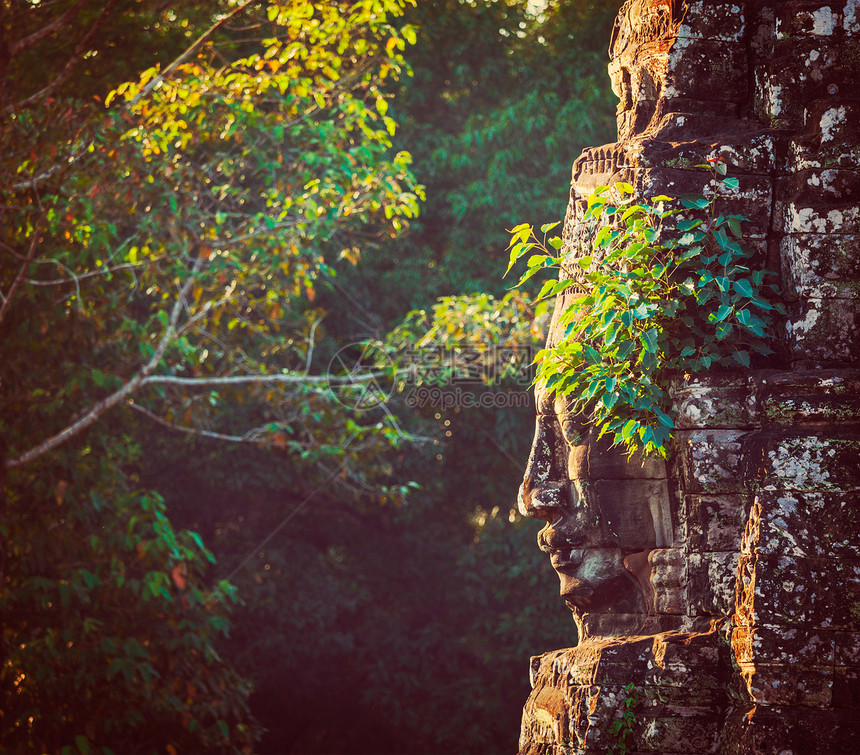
top-left (518, 480), bottom-right (567, 520)
top-left (539, 521), bottom-right (590, 552)
top-left (518, 415), bottom-right (570, 520)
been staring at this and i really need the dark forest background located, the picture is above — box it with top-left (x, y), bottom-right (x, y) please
top-left (1, 1), bottom-right (619, 752)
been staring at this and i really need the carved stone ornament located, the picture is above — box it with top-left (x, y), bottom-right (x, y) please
top-left (517, 0), bottom-right (860, 752)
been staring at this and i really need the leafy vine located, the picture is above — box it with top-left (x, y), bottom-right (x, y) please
top-left (507, 160), bottom-right (785, 458)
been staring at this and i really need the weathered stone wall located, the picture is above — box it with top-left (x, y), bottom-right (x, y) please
top-left (517, 1), bottom-right (860, 752)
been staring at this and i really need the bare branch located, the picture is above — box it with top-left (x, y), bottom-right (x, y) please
top-left (127, 401), bottom-right (272, 445)
top-left (140, 371), bottom-right (384, 388)
top-left (0, 219), bottom-right (42, 327)
top-left (305, 318), bottom-right (322, 372)
top-left (5, 0), bottom-right (119, 114)
top-left (6, 261), bottom-right (202, 469)
top-left (8, 161), bottom-right (65, 192)
top-left (9, 0), bottom-right (91, 56)
top-left (26, 261), bottom-right (144, 287)
top-left (128, 0), bottom-right (261, 107)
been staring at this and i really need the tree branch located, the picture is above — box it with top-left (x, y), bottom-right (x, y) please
top-left (6, 260), bottom-right (202, 469)
top-left (140, 371), bottom-right (385, 388)
top-left (0, 219), bottom-right (41, 327)
top-left (127, 401), bottom-right (272, 445)
top-left (128, 0), bottom-right (261, 107)
top-left (9, 0), bottom-right (91, 56)
top-left (25, 260), bottom-right (145, 287)
top-left (6, 0), bottom-right (120, 113)
top-left (6, 146), bottom-right (88, 192)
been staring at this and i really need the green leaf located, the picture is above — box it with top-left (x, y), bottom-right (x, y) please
top-left (583, 345), bottom-right (601, 365)
top-left (615, 181), bottom-right (634, 195)
top-left (680, 195), bottom-right (710, 210)
top-left (723, 176), bottom-right (740, 190)
top-left (733, 349), bottom-right (751, 367)
top-left (540, 221), bottom-right (560, 233)
top-left (656, 410), bottom-right (674, 428)
top-left (713, 304), bottom-right (733, 322)
top-left (642, 328), bottom-right (658, 353)
top-left (736, 308), bottom-right (753, 327)
top-left (733, 278), bottom-right (754, 298)
top-left (727, 217), bottom-right (743, 238)
top-left (677, 218), bottom-right (703, 232)
top-left (527, 254), bottom-right (551, 269)
top-left (621, 419), bottom-right (638, 440)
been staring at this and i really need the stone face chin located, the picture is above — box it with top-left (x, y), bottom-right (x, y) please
top-left (516, 0), bottom-right (860, 752)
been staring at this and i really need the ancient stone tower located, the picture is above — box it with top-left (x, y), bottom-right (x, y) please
top-left (516, 0), bottom-right (860, 752)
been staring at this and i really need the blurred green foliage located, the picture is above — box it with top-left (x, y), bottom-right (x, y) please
top-left (1, 0), bottom-right (619, 752)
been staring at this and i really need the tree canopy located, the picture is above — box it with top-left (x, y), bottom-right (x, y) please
top-left (1, 1), bottom-right (619, 752)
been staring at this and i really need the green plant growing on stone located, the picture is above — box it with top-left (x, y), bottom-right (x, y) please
top-left (608, 682), bottom-right (641, 755)
top-left (506, 160), bottom-right (785, 458)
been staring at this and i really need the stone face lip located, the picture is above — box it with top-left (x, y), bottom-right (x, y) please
top-left (516, 0), bottom-right (860, 751)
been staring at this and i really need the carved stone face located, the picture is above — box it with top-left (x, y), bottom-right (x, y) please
top-left (518, 385), bottom-right (673, 637)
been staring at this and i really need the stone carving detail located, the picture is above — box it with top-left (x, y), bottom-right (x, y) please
top-left (517, 1), bottom-right (860, 752)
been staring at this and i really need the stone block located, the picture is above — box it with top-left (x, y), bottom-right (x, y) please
top-left (774, 1), bottom-right (842, 38)
top-left (638, 133), bottom-right (776, 174)
top-left (777, 167), bottom-right (860, 204)
top-left (638, 707), bottom-right (722, 753)
top-left (791, 707), bottom-right (860, 750)
top-left (586, 434), bottom-right (667, 480)
top-left (747, 431), bottom-right (860, 492)
top-left (687, 551), bottom-right (739, 617)
top-left (677, 0), bottom-right (747, 42)
top-left (805, 101), bottom-right (860, 145)
top-left (754, 37), bottom-right (860, 127)
top-left (686, 494), bottom-right (747, 552)
top-left (730, 623), bottom-right (836, 664)
top-left (774, 199), bottom-right (860, 234)
top-left (671, 376), bottom-right (757, 430)
top-left (644, 633), bottom-right (722, 688)
top-left (650, 548), bottom-right (686, 614)
top-left (759, 368), bottom-right (860, 424)
top-left (788, 138), bottom-right (860, 172)
top-left (747, 490), bottom-right (860, 558)
top-left (723, 705), bottom-right (860, 754)
top-left (832, 665), bottom-right (860, 707)
top-left (740, 554), bottom-right (860, 629)
top-left (786, 297), bottom-right (860, 366)
top-left (593, 479), bottom-right (671, 550)
top-left (780, 232), bottom-right (860, 300)
top-left (676, 429), bottom-right (747, 494)
top-left (665, 38), bottom-right (747, 103)
top-left (834, 630), bottom-right (860, 666)
top-left (738, 660), bottom-right (833, 705)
